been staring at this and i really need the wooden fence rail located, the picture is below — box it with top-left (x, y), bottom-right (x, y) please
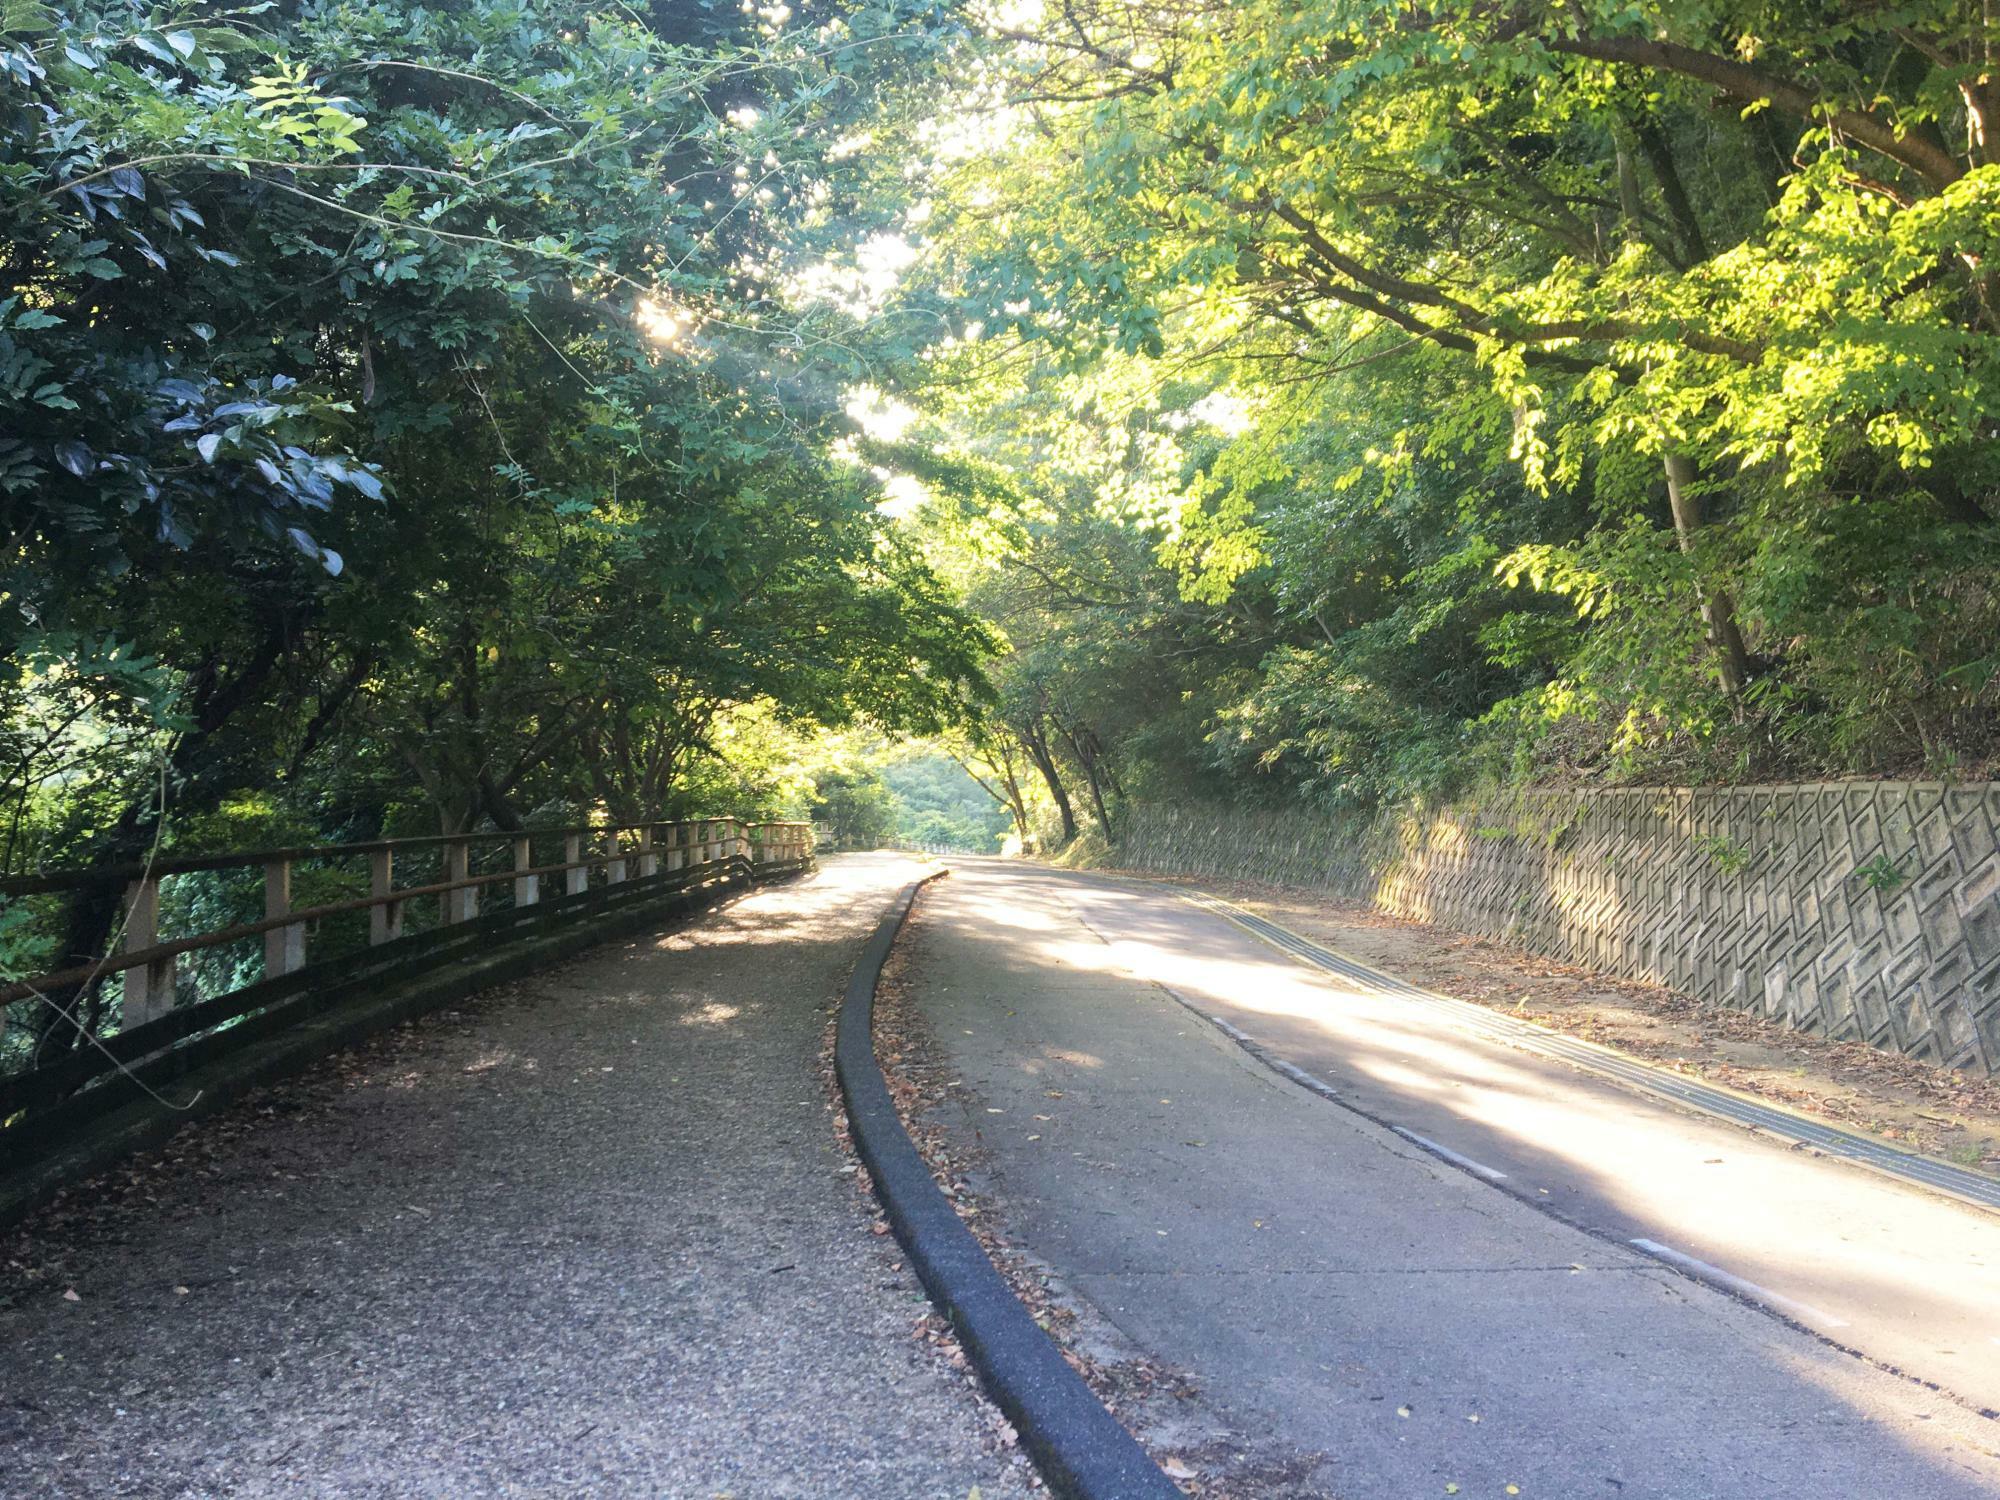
top-left (0, 817), bottom-right (814, 1129)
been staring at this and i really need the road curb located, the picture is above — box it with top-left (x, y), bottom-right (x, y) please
top-left (834, 872), bottom-right (1182, 1500)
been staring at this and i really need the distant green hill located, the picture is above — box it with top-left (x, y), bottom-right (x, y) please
top-left (882, 756), bottom-right (1012, 852)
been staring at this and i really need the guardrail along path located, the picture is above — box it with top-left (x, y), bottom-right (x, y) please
top-left (0, 854), bottom-right (1032, 1499)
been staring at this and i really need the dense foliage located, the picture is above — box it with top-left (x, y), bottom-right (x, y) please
top-left (1, 0), bottom-right (991, 866)
top-left (7, 0), bottom-right (1999, 1020)
top-left (0, 0), bottom-right (1000, 1041)
top-left (880, 752), bottom-right (1012, 849)
top-left (860, 0), bottom-right (2000, 834)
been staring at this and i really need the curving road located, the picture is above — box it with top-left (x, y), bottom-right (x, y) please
top-left (907, 859), bottom-right (2000, 1498)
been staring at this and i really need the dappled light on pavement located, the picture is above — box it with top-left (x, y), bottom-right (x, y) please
top-left (909, 860), bottom-right (2000, 1499)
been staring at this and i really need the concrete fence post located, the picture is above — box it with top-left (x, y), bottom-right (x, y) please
top-left (667, 823), bottom-right (685, 874)
top-left (263, 859), bottom-right (306, 979)
top-left (607, 828), bottom-right (628, 885)
top-left (369, 849), bottom-right (403, 945)
top-left (639, 825), bottom-right (657, 879)
top-left (121, 876), bottom-right (175, 1029)
top-left (513, 836), bottom-right (539, 907)
top-left (443, 839), bottom-right (475, 924)
top-left (564, 833), bottom-right (587, 896)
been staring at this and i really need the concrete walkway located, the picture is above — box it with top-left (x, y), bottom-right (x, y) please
top-left (907, 861), bottom-right (2000, 1499)
top-left (0, 854), bottom-right (1028, 1500)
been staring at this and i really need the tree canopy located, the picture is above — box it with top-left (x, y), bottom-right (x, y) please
top-left (5, 0), bottom-right (1997, 910)
top-left (850, 0), bottom-right (2000, 837)
top-left (2, 0), bottom-right (992, 893)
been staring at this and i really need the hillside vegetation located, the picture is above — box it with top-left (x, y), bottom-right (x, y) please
top-left (872, 0), bottom-right (2000, 837)
top-left (3, 0), bottom-right (1996, 950)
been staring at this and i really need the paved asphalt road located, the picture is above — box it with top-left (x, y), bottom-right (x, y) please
top-left (1, 854), bottom-right (1028, 1500)
top-left (909, 859), bottom-right (2000, 1499)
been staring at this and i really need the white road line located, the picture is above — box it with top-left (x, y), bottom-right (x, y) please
top-left (1391, 1126), bottom-right (1509, 1182)
top-left (1271, 1058), bottom-right (1341, 1100)
top-left (1191, 1000), bottom-right (1346, 1103)
top-left (1206, 1014), bottom-right (1256, 1044)
top-left (1630, 1238), bottom-right (1850, 1327)
top-left (1177, 890), bottom-right (2000, 1216)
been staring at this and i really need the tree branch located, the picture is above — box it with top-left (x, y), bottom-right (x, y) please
top-left (1545, 35), bottom-right (1964, 188)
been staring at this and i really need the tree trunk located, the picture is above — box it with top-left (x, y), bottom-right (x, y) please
top-left (1663, 451), bottom-right (1753, 704)
top-left (995, 760), bottom-right (1031, 844)
top-left (1055, 716), bottom-right (1115, 835)
top-left (954, 743), bottom-right (1032, 847)
top-left (1634, 120), bottom-right (1710, 262)
top-left (478, 772), bottom-right (525, 831)
top-left (1015, 717), bottom-right (1078, 845)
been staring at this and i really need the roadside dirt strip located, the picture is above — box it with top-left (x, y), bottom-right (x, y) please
top-left (902, 858), bottom-right (2000, 1500)
top-left (831, 871), bottom-right (1180, 1500)
top-left (1, 854), bottom-right (1033, 1500)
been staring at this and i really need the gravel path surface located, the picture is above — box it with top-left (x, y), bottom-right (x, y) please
top-left (0, 853), bottom-right (1031, 1500)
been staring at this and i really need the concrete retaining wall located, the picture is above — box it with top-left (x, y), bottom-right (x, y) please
top-left (1115, 783), bottom-right (2000, 1075)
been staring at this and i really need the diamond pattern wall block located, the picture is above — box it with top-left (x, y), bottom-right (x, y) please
top-left (1118, 781), bottom-right (2000, 1077)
